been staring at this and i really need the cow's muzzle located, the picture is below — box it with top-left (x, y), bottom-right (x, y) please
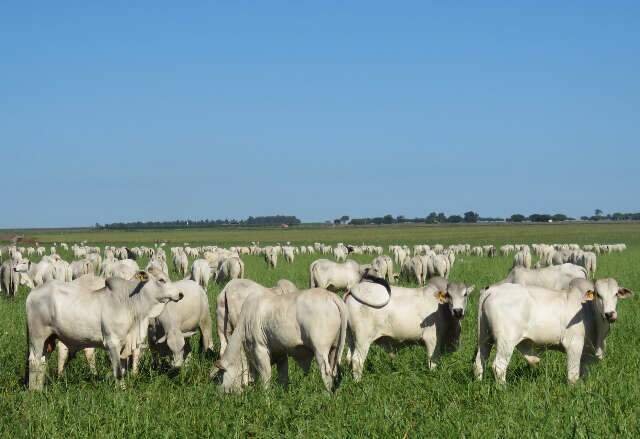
top-left (452, 308), bottom-right (464, 319)
top-left (605, 311), bottom-right (617, 323)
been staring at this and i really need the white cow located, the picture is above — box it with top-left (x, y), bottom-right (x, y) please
top-left (216, 278), bottom-right (298, 355)
top-left (211, 288), bottom-right (347, 393)
top-left (189, 259), bottom-right (213, 289)
top-left (25, 268), bottom-right (183, 390)
top-left (346, 276), bottom-right (475, 381)
top-left (473, 278), bottom-right (633, 384)
top-left (309, 259), bottom-right (365, 291)
top-left (148, 280), bottom-right (214, 368)
top-left (499, 263), bottom-right (587, 290)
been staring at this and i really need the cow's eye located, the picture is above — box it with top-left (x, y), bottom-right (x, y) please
top-left (159, 278), bottom-right (166, 284)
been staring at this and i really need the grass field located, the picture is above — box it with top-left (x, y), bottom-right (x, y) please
top-left (1, 223), bottom-right (639, 437)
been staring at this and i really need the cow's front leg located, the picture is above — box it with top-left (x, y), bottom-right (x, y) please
top-left (351, 340), bottom-right (372, 382)
top-left (492, 339), bottom-right (516, 384)
top-left (422, 327), bottom-right (441, 370)
top-left (252, 346), bottom-right (272, 388)
top-left (105, 339), bottom-right (125, 389)
top-left (563, 336), bottom-right (584, 384)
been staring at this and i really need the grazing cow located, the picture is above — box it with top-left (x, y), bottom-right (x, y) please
top-left (264, 247), bottom-right (278, 268)
top-left (499, 263), bottom-right (587, 290)
top-left (173, 251), bottom-right (189, 277)
top-left (25, 268), bottom-right (183, 390)
top-left (283, 246), bottom-right (296, 263)
top-left (217, 257), bottom-right (245, 283)
top-left (1, 260), bottom-right (22, 296)
top-left (370, 255), bottom-right (395, 283)
top-left (578, 251), bottom-right (597, 277)
top-left (473, 278), bottom-right (633, 384)
top-left (309, 259), bottom-right (366, 291)
top-left (346, 276), bottom-right (475, 381)
top-left (189, 259), bottom-right (213, 289)
top-left (512, 249), bottom-right (532, 269)
top-left (216, 278), bottom-right (298, 354)
top-left (148, 280), bottom-right (214, 368)
top-left (211, 288), bottom-right (347, 393)
top-left (70, 259), bottom-right (95, 280)
top-left (101, 259), bottom-right (139, 280)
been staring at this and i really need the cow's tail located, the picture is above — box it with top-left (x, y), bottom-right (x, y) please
top-left (309, 261), bottom-right (317, 288)
top-left (330, 294), bottom-right (348, 377)
top-left (23, 319), bottom-right (30, 387)
top-left (473, 287), bottom-right (493, 361)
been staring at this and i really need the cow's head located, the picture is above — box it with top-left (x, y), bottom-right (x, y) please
top-left (584, 278), bottom-right (633, 323)
top-left (134, 269), bottom-right (183, 303)
top-left (13, 260), bottom-right (31, 273)
top-left (434, 282), bottom-right (475, 319)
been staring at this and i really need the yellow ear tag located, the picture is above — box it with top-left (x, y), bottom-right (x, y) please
top-left (438, 291), bottom-right (447, 303)
top-left (585, 290), bottom-right (594, 301)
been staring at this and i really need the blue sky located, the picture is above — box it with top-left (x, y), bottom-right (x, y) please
top-left (1, 1), bottom-right (638, 227)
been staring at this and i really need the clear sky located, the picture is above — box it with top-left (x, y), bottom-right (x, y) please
top-left (1, 1), bottom-right (638, 227)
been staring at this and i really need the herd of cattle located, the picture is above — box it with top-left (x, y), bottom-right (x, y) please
top-left (0, 240), bottom-right (632, 392)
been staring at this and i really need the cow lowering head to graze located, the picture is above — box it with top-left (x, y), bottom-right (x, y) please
top-left (345, 276), bottom-right (475, 381)
top-left (216, 278), bottom-right (299, 355)
top-left (211, 288), bottom-right (347, 394)
top-left (473, 278), bottom-right (633, 385)
top-left (147, 280), bottom-right (214, 369)
top-left (25, 268), bottom-right (183, 390)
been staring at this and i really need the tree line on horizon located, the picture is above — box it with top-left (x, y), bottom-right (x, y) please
top-left (94, 210), bottom-right (640, 230)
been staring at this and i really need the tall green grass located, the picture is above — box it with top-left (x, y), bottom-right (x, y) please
top-left (1, 224), bottom-right (638, 437)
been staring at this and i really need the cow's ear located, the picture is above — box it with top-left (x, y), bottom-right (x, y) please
top-left (214, 359), bottom-right (226, 371)
top-left (467, 285), bottom-right (476, 295)
top-left (617, 288), bottom-right (634, 299)
top-left (134, 271), bottom-right (149, 282)
top-left (584, 290), bottom-right (595, 301)
top-left (433, 290), bottom-right (447, 304)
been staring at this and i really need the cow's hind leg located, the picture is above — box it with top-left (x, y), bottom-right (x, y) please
top-left (492, 339), bottom-right (516, 384)
top-left (314, 349), bottom-right (335, 392)
top-left (351, 339), bottom-right (372, 382)
top-left (474, 313), bottom-right (494, 380)
top-left (27, 332), bottom-right (55, 391)
top-left (57, 341), bottom-right (70, 377)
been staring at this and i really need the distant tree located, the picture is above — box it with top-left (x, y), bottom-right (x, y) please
top-left (595, 209), bottom-right (603, 216)
top-left (552, 214), bottom-right (568, 222)
top-left (396, 215), bottom-right (406, 223)
top-left (448, 215), bottom-right (463, 223)
top-left (425, 212), bottom-right (438, 224)
top-left (509, 214), bottom-right (525, 222)
top-left (529, 214), bottom-right (552, 222)
top-left (463, 211), bottom-right (480, 223)
top-left (333, 219), bottom-right (341, 225)
top-left (383, 214), bottom-right (394, 224)
top-left (437, 212), bottom-right (447, 223)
